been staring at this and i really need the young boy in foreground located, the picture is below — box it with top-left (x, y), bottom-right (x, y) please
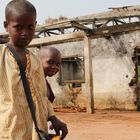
top-left (0, 0), bottom-right (67, 139)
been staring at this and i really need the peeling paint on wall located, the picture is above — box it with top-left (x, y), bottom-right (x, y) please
top-left (46, 31), bottom-right (140, 110)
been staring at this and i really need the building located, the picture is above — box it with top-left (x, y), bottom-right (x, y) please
top-left (1, 5), bottom-right (140, 112)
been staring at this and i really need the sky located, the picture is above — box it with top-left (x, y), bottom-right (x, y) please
top-left (0, 0), bottom-right (140, 32)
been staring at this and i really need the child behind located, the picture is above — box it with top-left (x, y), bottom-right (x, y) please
top-left (0, 0), bottom-right (67, 140)
top-left (39, 47), bottom-right (61, 103)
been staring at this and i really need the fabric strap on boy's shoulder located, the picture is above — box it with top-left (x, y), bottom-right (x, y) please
top-left (6, 44), bottom-right (43, 140)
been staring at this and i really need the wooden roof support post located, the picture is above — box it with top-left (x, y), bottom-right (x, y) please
top-left (84, 35), bottom-right (94, 113)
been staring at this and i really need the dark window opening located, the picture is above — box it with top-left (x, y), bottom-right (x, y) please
top-left (133, 47), bottom-right (140, 111)
top-left (59, 56), bottom-right (85, 87)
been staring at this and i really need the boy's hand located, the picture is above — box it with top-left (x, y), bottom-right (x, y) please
top-left (48, 115), bottom-right (68, 140)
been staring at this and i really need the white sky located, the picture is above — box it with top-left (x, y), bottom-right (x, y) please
top-left (0, 0), bottom-right (140, 32)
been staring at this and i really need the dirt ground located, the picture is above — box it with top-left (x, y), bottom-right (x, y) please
top-left (55, 110), bottom-right (140, 140)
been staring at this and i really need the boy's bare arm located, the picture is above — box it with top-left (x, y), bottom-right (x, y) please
top-left (48, 115), bottom-right (68, 140)
top-left (47, 99), bottom-right (68, 139)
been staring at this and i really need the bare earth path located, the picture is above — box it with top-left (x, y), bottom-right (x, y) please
top-left (56, 111), bottom-right (140, 140)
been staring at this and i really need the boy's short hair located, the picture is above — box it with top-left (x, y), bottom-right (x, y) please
top-left (39, 47), bottom-right (61, 59)
top-left (5, 0), bottom-right (36, 22)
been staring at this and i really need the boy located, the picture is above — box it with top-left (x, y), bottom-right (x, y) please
top-left (0, 0), bottom-right (67, 140)
top-left (39, 47), bottom-right (67, 139)
top-left (39, 47), bottom-right (61, 103)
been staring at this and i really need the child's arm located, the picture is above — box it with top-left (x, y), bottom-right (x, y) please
top-left (47, 99), bottom-right (68, 140)
top-left (48, 115), bottom-right (68, 140)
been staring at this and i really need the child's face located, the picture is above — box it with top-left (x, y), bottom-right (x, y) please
top-left (4, 12), bottom-right (36, 48)
top-left (42, 50), bottom-right (61, 77)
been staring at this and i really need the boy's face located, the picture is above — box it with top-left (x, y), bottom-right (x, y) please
top-left (4, 12), bottom-right (36, 48)
top-left (42, 50), bottom-right (61, 77)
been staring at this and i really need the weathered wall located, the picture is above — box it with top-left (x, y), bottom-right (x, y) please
top-left (46, 31), bottom-right (140, 110)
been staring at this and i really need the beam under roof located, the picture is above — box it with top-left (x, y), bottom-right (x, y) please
top-left (1, 5), bottom-right (140, 44)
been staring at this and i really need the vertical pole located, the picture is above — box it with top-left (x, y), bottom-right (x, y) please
top-left (84, 35), bottom-right (94, 113)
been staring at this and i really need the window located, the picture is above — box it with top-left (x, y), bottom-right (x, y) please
top-left (59, 56), bottom-right (85, 86)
